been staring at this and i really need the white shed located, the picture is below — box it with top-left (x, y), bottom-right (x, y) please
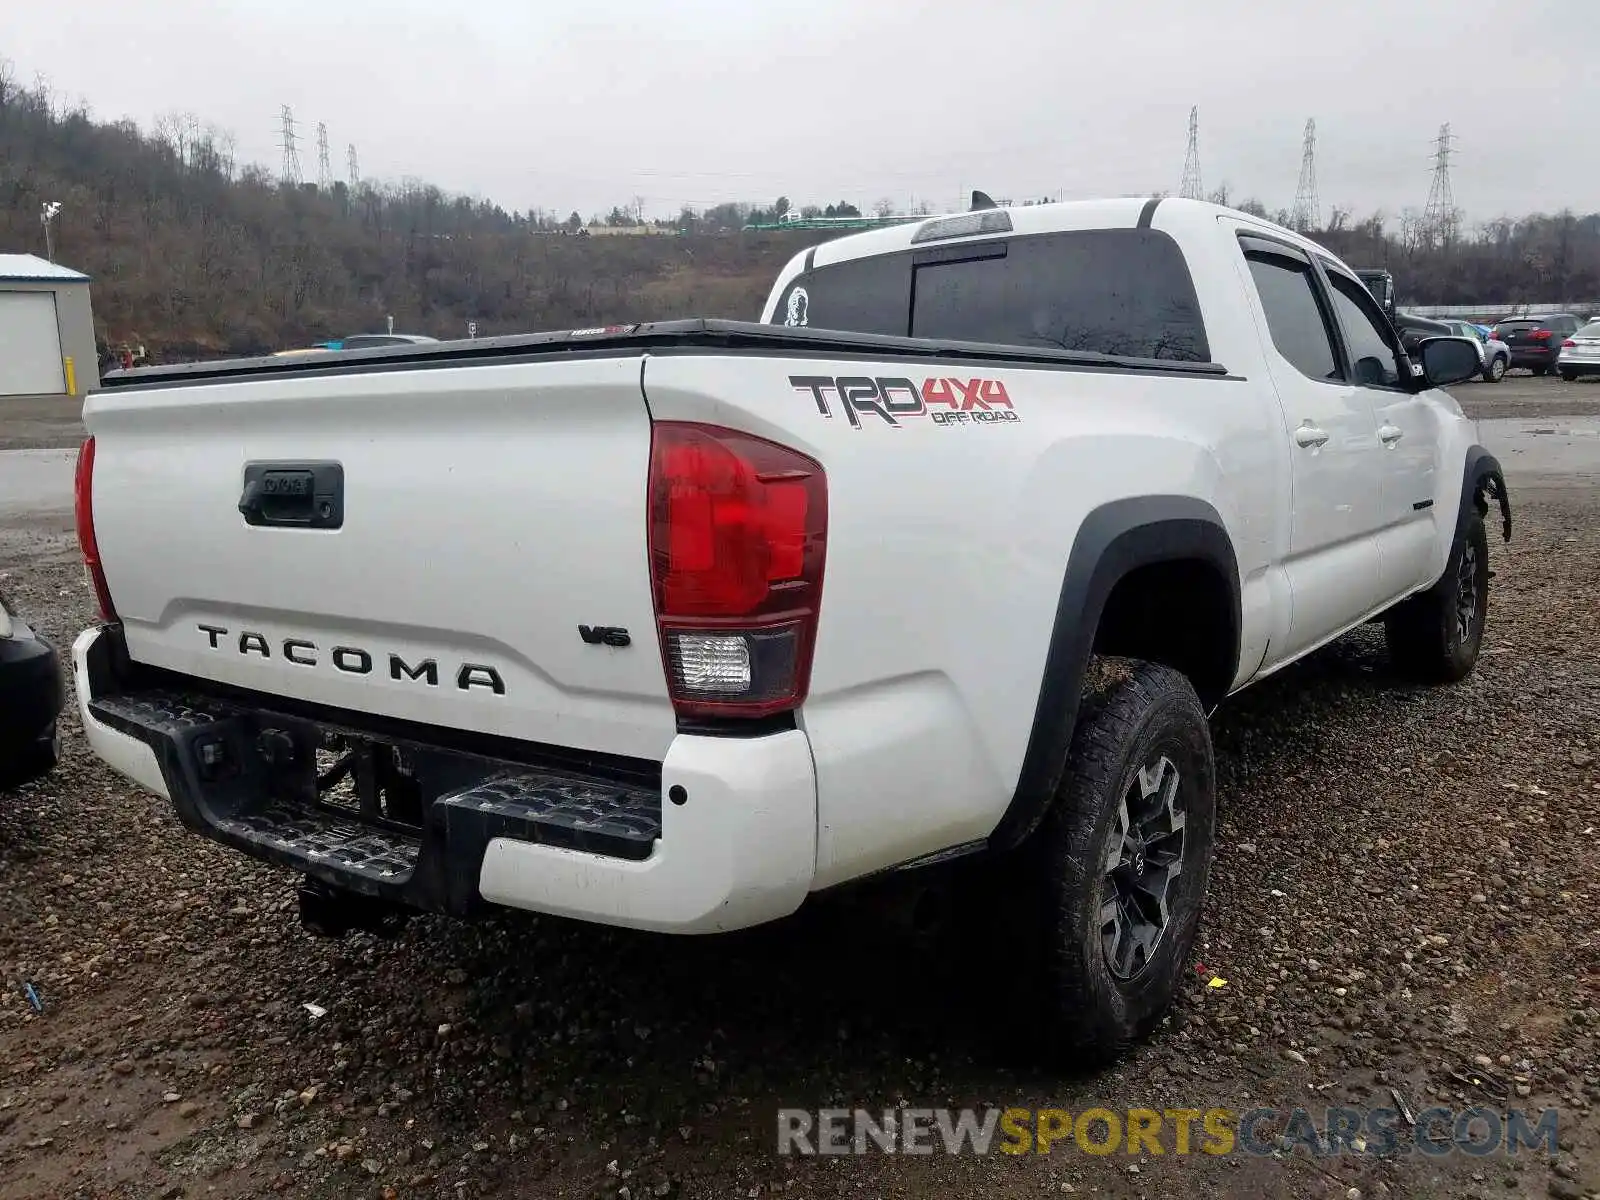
top-left (0, 254), bottom-right (98, 398)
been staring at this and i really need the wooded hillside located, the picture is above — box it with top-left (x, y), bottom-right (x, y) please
top-left (4, 63), bottom-right (1599, 361)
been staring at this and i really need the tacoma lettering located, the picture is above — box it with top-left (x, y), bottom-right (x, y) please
top-left (195, 624), bottom-right (502, 694)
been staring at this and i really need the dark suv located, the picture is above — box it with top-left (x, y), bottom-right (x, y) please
top-left (1493, 313), bottom-right (1583, 375)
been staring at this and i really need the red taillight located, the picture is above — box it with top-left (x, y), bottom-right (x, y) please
top-left (74, 436), bottom-right (117, 622)
top-left (1562, 339), bottom-right (1577, 348)
top-left (647, 422), bottom-right (826, 719)
top-left (1531, 329), bottom-right (1552, 340)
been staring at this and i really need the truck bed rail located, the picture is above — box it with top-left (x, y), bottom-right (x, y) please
top-left (98, 319), bottom-right (1232, 391)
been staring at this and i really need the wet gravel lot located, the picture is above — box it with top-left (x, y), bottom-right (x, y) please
top-left (0, 386), bottom-right (1596, 1199)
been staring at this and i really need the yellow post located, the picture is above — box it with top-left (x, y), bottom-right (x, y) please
top-left (63, 356), bottom-right (77, 397)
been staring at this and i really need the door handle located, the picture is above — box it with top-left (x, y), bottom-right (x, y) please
top-left (1293, 423), bottom-right (1330, 449)
top-left (1378, 424), bottom-right (1404, 446)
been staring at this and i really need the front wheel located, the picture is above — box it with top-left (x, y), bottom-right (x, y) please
top-left (1484, 356), bottom-right (1507, 383)
top-left (1019, 658), bottom-right (1216, 1067)
top-left (1384, 511), bottom-right (1490, 683)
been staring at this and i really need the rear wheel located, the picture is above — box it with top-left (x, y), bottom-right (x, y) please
top-left (1531, 365), bottom-right (1549, 377)
top-left (1559, 368), bottom-right (1577, 382)
top-left (1385, 511), bottom-right (1489, 683)
top-left (1016, 658), bottom-right (1215, 1067)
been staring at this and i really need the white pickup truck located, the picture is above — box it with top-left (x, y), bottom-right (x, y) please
top-left (73, 197), bottom-right (1510, 1063)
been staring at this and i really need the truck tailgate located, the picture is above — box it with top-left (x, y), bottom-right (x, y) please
top-left (84, 355), bottom-right (676, 761)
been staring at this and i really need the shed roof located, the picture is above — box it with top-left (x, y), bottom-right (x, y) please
top-left (0, 253), bottom-right (91, 284)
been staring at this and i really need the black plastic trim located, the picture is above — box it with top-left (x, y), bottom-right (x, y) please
top-left (97, 318), bottom-right (1235, 392)
top-left (987, 496), bottom-right (1241, 852)
top-left (1458, 445), bottom-right (1512, 545)
top-left (911, 241), bottom-right (1009, 267)
top-left (675, 710), bottom-right (797, 739)
top-left (1136, 196), bottom-right (1163, 229)
top-left (93, 631), bottom-right (660, 789)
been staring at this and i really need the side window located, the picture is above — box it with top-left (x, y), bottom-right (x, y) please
top-left (1324, 274), bottom-right (1404, 389)
top-left (1243, 252), bottom-right (1340, 382)
top-left (770, 257), bottom-right (910, 337)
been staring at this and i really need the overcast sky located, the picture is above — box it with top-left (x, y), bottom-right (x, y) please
top-left (7, 0), bottom-right (1595, 223)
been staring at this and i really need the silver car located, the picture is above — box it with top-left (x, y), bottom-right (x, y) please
top-left (1556, 321), bottom-right (1600, 381)
top-left (1443, 320), bottom-right (1510, 383)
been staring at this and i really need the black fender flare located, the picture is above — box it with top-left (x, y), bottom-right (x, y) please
top-left (987, 495), bottom-right (1241, 852)
top-left (1458, 445), bottom-right (1511, 546)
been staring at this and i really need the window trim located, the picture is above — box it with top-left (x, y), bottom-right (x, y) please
top-left (1318, 262), bottom-right (1411, 393)
top-left (1237, 232), bottom-right (1346, 385)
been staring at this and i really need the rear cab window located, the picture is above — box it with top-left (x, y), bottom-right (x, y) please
top-left (769, 228), bottom-right (1211, 362)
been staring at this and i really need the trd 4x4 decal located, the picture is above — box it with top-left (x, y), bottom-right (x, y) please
top-left (788, 375), bottom-right (1020, 429)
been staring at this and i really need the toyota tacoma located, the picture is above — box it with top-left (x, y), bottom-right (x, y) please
top-left (72, 197), bottom-right (1511, 1063)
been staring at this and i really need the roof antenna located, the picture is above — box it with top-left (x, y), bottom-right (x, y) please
top-left (969, 190), bottom-right (997, 211)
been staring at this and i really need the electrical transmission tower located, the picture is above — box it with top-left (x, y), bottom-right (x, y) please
top-left (1291, 118), bottom-right (1320, 232)
top-left (1423, 123), bottom-right (1458, 245)
top-left (347, 144), bottom-right (360, 190)
top-left (316, 122), bottom-right (333, 190)
top-left (278, 105), bottom-right (302, 185)
top-left (1179, 106), bottom-right (1203, 200)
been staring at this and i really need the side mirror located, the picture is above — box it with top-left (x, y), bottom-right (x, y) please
top-left (1415, 336), bottom-right (1481, 388)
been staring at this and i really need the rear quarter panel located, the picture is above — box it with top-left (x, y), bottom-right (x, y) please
top-left (641, 350), bottom-right (1282, 888)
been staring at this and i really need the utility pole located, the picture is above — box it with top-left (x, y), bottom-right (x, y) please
top-left (1290, 118), bottom-right (1320, 232)
top-left (278, 105), bottom-right (302, 186)
top-left (40, 201), bottom-right (61, 261)
top-left (1423, 123), bottom-right (1458, 247)
top-left (1179, 107), bottom-right (1203, 200)
top-left (316, 122), bottom-right (333, 190)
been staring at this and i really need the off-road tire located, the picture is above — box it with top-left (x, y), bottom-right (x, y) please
top-left (1017, 657), bottom-right (1216, 1068)
top-left (0, 721), bottom-right (59, 789)
top-left (1384, 510), bottom-right (1489, 683)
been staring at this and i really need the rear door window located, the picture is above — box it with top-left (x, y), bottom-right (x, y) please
top-left (770, 228), bottom-right (1211, 362)
top-left (1242, 251), bottom-right (1341, 382)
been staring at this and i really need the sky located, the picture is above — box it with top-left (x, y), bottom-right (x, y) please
top-left (5, 0), bottom-right (1596, 224)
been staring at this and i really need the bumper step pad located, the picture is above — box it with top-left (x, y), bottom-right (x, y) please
top-left (88, 685), bottom-right (662, 915)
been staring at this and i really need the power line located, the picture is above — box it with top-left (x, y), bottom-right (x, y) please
top-left (1179, 106), bottom-right (1203, 200)
top-left (316, 122), bottom-right (333, 190)
top-left (1290, 118), bottom-right (1320, 232)
top-left (1423, 122), bottom-right (1458, 246)
top-left (278, 105), bottom-right (301, 186)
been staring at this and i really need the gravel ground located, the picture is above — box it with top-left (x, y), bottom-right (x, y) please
top-left (0, 438), bottom-right (1597, 1198)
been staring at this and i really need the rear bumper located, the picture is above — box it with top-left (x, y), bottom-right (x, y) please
top-left (1508, 346), bottom-right (1557, 367)
top-left (73, 626), bottom-right (817, 933)
top-left (0, 621), bottom-right (63, 760)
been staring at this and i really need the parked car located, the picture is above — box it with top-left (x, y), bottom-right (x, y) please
top-left (1557, 320), bottom-right (1600, 380)
top-left (333, 334), bottom-right (440, 350)
top-left (1492, 314), bottom-right (1584, 375)
top-left (1443, 320), bottom-right (1510, 383)
top-left (70, 197), bottom-right (1504, 1065)
top-left (0, 590), bottom-right (63, 788)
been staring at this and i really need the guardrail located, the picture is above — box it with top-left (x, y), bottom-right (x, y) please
top-left (1409, 302), bottom-right (1600, 322)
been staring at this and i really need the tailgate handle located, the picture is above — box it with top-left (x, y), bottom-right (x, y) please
top-left (239, 462), bottom-right (344, 530)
